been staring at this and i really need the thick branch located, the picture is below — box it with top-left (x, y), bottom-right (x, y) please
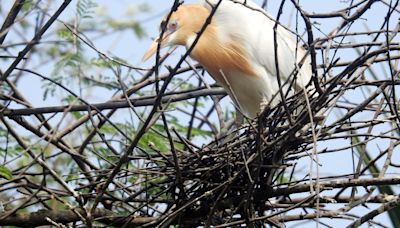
top-left (0, 209), bottom-right (155, 227)
top-left (1, 87), bottom-right (226, 116)
top-left (0, 0), bottom-right (25, 44)
top-left (267, 177), bottom-right (400, 197)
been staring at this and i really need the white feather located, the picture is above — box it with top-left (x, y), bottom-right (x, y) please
top-left (202, 0), bottom-right (313, 117)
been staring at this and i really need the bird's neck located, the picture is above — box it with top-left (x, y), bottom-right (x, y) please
top-left (188, 27), bottom-right (257, 87)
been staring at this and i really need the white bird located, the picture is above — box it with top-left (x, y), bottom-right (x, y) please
top-left (143, 0), bottom-right (313, 118)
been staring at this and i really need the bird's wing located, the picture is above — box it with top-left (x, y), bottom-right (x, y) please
top-left (203, 0), bottom-right (312, 91)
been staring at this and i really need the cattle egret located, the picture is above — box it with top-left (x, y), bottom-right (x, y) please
top-left (143, 0), bottom-right (312, 118)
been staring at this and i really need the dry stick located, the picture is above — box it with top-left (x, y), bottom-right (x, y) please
top-left (150, 7), bottom-right (184, 201)
top-left (301, 85), bottom-right (321, 219)
top-left (5, 113), bottom-right (107, 209)
top-left (278, 194), bottom-right (400, 204)
top-left (56, 65), bottom-right (197, 142)
top-left (320, 54), bottom-right (400, 68)
top-left (186, 78), bottom-right (202, 140)
top-left (385, 0), bottom-right (400, 129)
top-left (45, 218), bottom-right (68, 228)
top-left (0, 209), bottom-right (115, 227)
top-left (2, 87), bottom-right (225, 116)
top-left (276, 211), bottom-right (349, 223)
top-left (379, 141), bottom-right (396, 178)
top-left (161, 117), bottom-right (186, 202)
top-left (273, 0), bottom-right (294, 126)
top-left (304, 0), bottom-right (369, 18)
top-left (0, 0), bottom-right (26, 44)
top-left (10, 68), bottom-right (123, 162)
top-left (204, 153), bottom-right (259, 227)
top-left (291, 0), bottom-right (322, 94)
top-left (329, 13), bottom-right (400, 122)
top-left (316, 29), bottom-right (399, 42)
top-left (289, 5), bottom-right (328, 221)
top-left (339, 0), bottom-right (377, 29)
top-left (172, 128), bottom-right (198, 153)
top-left (360, 141), bottom-right (400, 174)
top-left (266, 177), bottom-right (400, 198)
top-left (315, 41), bottom-right (400, 49)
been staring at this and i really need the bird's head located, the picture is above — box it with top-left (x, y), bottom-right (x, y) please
top-left (142, 5), bottom-right (210, 61)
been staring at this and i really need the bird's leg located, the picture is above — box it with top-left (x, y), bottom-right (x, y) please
top-left (235, 107), bottom-right (244, 126)
top-left (219, 69), bottom-right (249, 125)
top-left (259, 97), bottom-right (270, 115)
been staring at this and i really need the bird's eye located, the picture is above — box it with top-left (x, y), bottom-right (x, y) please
top-left (168, 21), bottom-right (178, 31)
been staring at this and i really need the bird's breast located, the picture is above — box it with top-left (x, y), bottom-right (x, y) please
top-left (217, 69), bottom-right (272, 118)
top-left (191, 44), bottom-right (270, 117)
top-left (188, 30), bottom-right (271, 117)
top-left (188, 30), bottom-right (257, 85)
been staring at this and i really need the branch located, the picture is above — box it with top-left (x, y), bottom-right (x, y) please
top-left (2, 88), bottom-right (225, 116)
top-left (0, 0), bottom-right (25, 44)
top-left (0, 209), bottom-right (155, 227)
top-left (268, 177), bottom-right (400, 198)
top-left (348, 195), bottom-right (400, 227)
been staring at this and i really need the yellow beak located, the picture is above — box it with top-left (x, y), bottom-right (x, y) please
top-left (142, 33), bottom-right (172, 61)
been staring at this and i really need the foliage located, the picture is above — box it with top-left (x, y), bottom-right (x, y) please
top-left (0, 165), bottom-right (12, 180)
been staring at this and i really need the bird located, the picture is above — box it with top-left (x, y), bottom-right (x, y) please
top-left (143, 0), bottom-right (313, 119)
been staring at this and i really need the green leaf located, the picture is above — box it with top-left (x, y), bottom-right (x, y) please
top-left (105, 18), bottom-right (146, 39)
top-left (132, 23), bottom-right (145, 39)
top-left (57, 28), bottom-right (75, 42)
top-left (91, 57), bottom-right (128, 68)
top-left (21, 1), bottom-right (34, 12)
top-left (139, 131), bottom-right (169, 153)
top-left (190, 127), bottom-right (212, 138)
top-left (0, 165), bottom-right (12, 180)
top-left (77, 0), bottom-right (98, 19)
